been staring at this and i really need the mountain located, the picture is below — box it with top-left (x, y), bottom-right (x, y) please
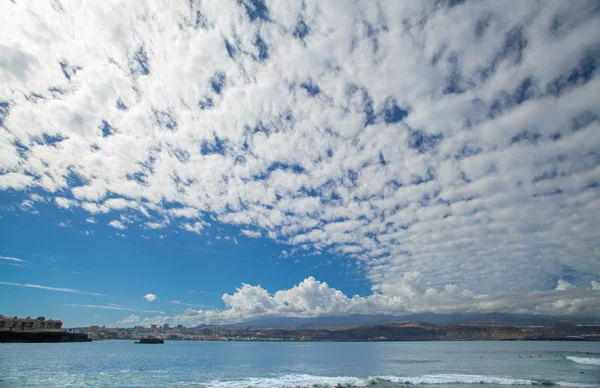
top-left (226, 313), bottom-right (600, 329)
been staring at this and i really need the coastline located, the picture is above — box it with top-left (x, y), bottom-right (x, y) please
top-left (0, 331), bottom-right (91, 343)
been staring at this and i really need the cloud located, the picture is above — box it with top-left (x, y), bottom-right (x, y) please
top-left (67, 304), bottom-right (164, 314)
top-left (140, 276), bottom-right (600, 326)
top-left (0, 261), bottom-right (32, 268)
top-left (143, 293), bottom-right (157, 302)
top-left (0, 0), bottom-right (599, 313)
top-left (55, 197), bottom-right (76, 209)
top-left (67, 304), bottom-right (131, 311)
top-left (0, 255), bottom-right (24, 262)
top-left (19, 199), bottom-right (34, 212)
top-left (0, 281), bottom-right (104, 296)
top-left (182, 222), bottom-right (204, 234)
top-left (117, 314), bottom-right (140, 326)
top-left (170, 299), bottom-right (210, 308)
top-left (240, 229), bottom-right (262, 238)
top-left (555, 280), bottom-right (576, 291)
top-left (145, 221), bottom-right (166, 229)
top-left (108, 220), bottom-right (127, 230)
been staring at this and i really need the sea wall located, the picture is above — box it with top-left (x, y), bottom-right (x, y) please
top-left (0, 331), bottom-right (91, 343)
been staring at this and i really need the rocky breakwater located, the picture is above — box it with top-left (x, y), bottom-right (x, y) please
top-left (0, 331), bottom-right (91, 343)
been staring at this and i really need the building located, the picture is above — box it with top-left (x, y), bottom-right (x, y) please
top-left (163, 324), bottom-right (169, 330)
top-left (89, 325), bottom-right (100, 333)
top-left (151, 324), bottom-right (157, 331)
top-left (0, 315), bottom-right (63, 332)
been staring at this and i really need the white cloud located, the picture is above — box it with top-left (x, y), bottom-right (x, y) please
top-left (117, 314), bottom-right (140, 326)
top-left (555, 280), bottom-right (576, 291)
top-left (108, 220), bottom-right (126, 230)
top-left (140, 276), bottom-right (600, 326)
top-left (0, 255), bottom-right (25, 262)
top-left (67, 304), bottom-right (165, 314)
top-left (19, 199), bottom-right (34, 212)
top-left (0, 281), bottom-right (104, 296)
top-left (169, 208), bottom-right (199, 219)
top-left (170, 299), bottom-right (208, 308)
top-left (182, 222), bottom-right (205, 234)
top-left (0, 262), bottom-right (31, 268)
top-left (68, 304), bottom-right (131, 311)
top-left (29, 194), bottom-right (47, 203)
top-left (240, 229), bottom-right (261, 238)
top-left (143, 293), bottom-right (157, 303)
top-left (0, 0), bottom-right (599, 314)
top-left (55, 197), bottom-right (75, 209)
top-left (145, 221), bottom-right (165, 229)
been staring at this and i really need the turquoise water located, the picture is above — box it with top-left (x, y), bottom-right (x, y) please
top-left (1, 341), bottom-right (599, 387)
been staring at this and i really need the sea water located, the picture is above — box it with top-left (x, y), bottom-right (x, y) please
top-left (0, 340), bottom-right (599, 387)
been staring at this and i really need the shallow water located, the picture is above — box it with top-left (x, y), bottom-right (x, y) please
top-left (1, 340), bottom-right (599, 387)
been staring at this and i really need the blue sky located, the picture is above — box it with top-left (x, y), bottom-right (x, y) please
top-left (1, 0), bottom-right (599, 327)
top-left (0, 190), bottom-right (369, 327)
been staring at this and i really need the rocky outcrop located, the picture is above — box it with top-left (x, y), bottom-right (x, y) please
top-left (135, 338), bottom-right (164, 344)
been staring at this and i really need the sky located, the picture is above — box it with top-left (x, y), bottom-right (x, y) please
top-left (0, 0), bottom-right (599, 328)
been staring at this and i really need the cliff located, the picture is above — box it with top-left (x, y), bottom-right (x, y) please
top-left (0, 331), bottom-right (91, 343)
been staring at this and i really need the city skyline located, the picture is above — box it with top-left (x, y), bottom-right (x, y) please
top-left (1, 0), bottom-right (600, 328)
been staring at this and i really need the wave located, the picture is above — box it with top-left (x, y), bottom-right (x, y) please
top-left (203, 374), bottom-right (372, 387)
top-left (201, 373), bottom-right (599, 387)
top-left (379, 374), bottom-right (536, 385)
top-left (567, 356), bottom-right (600, 365)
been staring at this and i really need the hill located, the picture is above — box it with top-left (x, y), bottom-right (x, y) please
top-left (226, 313), bottom-right (600, 329)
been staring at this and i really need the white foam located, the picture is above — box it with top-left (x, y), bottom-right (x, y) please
top-left (202, 373), bottom-right (600, 388)
top-left (204, 374), bottom-right (374, 387)
top-left (376, 374), bottom-right (535, 385)
top-left (567, 356), bottom-right (600, 366)
top-left (556, 382), bottom-right (599, 387)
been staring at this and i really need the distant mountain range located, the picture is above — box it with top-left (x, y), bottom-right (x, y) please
top-left (226, 313), bottom-right (600, 329)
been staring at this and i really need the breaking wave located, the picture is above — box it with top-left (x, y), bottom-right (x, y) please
top-left (379, 374), bottom-right (536, 385)
top-left (567, 356), bottom-right (600, 365)
top-left (200, 373), bottom-right (598, 387)
top-left (202, 374), bottom-right (372, 387)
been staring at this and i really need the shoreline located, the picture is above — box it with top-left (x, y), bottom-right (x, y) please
top-left (65, 321), bottom-right (600, 343)
top-left (0, 331), bottom-right (91, 343)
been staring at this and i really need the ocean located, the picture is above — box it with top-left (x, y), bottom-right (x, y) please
top-left (0, 340), bottom-right (599, 387)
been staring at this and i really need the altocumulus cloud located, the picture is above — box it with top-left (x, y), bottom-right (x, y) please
top-left (1, 0), bottom-right (599, 319)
